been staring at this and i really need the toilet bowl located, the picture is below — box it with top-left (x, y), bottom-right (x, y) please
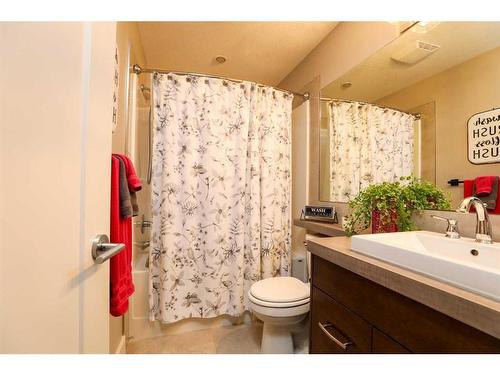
top-left (248, 276), bottom-right (310, 354)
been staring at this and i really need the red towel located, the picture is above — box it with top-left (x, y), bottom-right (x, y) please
top-left (110, 156), bottom-right (135, 316)
top-left (463, 177), bottom-right (500, 214)
top-left (114, 153), bottom-right (142, 192)
top-left (112, 154), bottom-right (142, 300)
top-left (474, 176), bottom-right (495, 196)
top-left (463, 179), bottom-right (474, 199)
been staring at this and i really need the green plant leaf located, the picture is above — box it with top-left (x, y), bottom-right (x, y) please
top-left (344, 176), bottom-right (451, 236)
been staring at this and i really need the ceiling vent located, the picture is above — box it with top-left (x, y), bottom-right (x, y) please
top-left (391, 40), bottom-right (440, 65)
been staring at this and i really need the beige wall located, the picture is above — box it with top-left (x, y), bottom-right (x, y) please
top-left (377, 46), bottom-right (500, 208)
top-left (279, 22), bottom-right (399, 209)
top-left (113, 22), bottom-right (148, 154)
top-left (110, 21), bottom-right (148, 354)
top-left (292, 102), bottom-right (309, 255)
top-left (279, 22), bottom-right (399, 92)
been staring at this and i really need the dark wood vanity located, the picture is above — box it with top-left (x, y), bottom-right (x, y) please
top-left (308, 239), bottom-right (500, 354)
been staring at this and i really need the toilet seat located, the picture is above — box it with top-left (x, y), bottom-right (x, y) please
top-left (248, 276), bottom-right (310, 317)
top-left (248, 292), bottom-right (309, 308)
top-left (249, 276), bottom-right (310, 304)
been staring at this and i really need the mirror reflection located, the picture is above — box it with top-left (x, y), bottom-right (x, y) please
top-left (319, 22), bottom-right (500, 211)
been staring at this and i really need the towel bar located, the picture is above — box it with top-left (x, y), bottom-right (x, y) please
top-left (448, 179), bottom-right (464, 186)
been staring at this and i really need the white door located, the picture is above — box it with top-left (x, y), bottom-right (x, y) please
top-left (0, 22), bottom-right (117, 353)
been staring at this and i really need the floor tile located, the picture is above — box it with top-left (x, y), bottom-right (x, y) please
top-left (127, 327), bottom-right (216, 354)
top-left (126, 320), bottom-right (308, 354)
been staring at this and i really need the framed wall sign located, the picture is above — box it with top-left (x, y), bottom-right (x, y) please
top-left (467, 107), bottom-right (500, 165)
top-left (300, 205), bottom-right (338, 223)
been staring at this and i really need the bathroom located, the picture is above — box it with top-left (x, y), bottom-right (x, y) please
top-left (1, 1), bottom-right (500, 372)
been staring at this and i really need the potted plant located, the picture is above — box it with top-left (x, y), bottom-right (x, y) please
top-left (344, 177), bottom-right (451, 236)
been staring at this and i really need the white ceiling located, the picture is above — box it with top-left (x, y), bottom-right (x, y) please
top-left (136, 22), bottom-right (338, 86)
top-left (322, 22), bottom-right (500, 102)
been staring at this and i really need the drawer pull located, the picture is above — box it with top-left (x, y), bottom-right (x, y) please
top-left (318, 321), bottom-right (353, 350)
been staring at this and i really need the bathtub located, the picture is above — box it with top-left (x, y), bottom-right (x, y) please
top-left (127, 251), bottom-right (251, 342)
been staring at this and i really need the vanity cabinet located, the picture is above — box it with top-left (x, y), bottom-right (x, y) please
top-left (310, 255), bottom-right (500, 354)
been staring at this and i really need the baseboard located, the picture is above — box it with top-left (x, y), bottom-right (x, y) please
top-left (114, 335), bottom-right (126, 354)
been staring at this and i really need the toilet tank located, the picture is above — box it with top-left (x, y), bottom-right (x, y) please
top-left (291, 254), bottom-right (308, 283)
top-left (291, 233), bottom-right (328, 283)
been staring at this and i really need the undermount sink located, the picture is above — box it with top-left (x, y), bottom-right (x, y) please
top-left (351, 231), bottom-right (500, 301)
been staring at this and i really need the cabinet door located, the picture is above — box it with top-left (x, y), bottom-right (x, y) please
top-left (310, 287), bottom-right (372, 353)
top-left (372, 328), bottom-right (410, 354)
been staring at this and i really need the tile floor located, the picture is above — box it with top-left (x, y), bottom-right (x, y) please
top-left (127, 320), bottom-right (309, 354)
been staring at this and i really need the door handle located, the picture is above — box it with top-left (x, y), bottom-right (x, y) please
top-left (91, 234), bottom-right (125, 264)
top-left (318, 321), bottom-right (353, 350)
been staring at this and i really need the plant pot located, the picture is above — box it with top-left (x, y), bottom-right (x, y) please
top-left (371, 209), bottom-right (398, 233)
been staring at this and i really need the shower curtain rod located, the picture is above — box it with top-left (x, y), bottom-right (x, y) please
top-left (319, 96), bottom-right (421, 120)
top-left (131, 64), bottom-right (310, 100)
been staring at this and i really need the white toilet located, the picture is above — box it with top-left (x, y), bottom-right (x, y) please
top-left (248, 276), bottom-right (310, 353)
top-left (248, 246), bottom-right (312, 354)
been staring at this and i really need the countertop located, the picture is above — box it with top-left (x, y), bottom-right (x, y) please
top-left (293, 218), bottom-right (345, 237)
top-left (307, 236), bottom-right (500, 339)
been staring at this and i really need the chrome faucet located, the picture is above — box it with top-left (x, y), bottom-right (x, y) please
top-left (456, 196), bottom-right (493, 244)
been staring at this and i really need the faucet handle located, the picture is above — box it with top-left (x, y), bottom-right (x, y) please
top-left (431, 215), bottom-right (460, 239)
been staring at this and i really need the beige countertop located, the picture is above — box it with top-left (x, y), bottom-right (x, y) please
top-left (307, 236), bottom-right (500, 339)
top-left (293, 218), bottom-right (345, 237)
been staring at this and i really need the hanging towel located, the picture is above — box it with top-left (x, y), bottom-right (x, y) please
top-left (114, 153), bottom-right (142, 192)
top-left (463, 176), bottom-right (500, 214)
top-left (113, 153), bottom-right (142, 217)
top-left (117, 157), bottom-right (133, 218)
top-left (113, 153), bottom-right (142, 299)
top-left (475, 176), bottom-right (496, 196)
top-left (463, 179), bottom-right (474, 198)
top-left (110, 155), bottom-right (135, 317)
top-left (473, 176), bottom-right (499, 210)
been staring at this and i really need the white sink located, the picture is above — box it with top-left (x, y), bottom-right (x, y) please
top-left (351, 231), bottom-right (500, 301)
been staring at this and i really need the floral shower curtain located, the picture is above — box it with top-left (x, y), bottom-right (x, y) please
top-left (329, 102), bottom-right (414, 202)
top-left (149, 73), bottom-right (292, 323)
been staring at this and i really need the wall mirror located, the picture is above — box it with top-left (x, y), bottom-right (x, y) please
top-left (318, 22), bottom-right (500, 210)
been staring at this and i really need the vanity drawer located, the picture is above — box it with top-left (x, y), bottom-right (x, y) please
top-left (310, 286), bottom-right (371, 354)
top-left (372, 328), bottom-right (410, 353)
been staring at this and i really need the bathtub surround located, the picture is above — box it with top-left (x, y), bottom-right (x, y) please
top-left (328, 101), bottom-right (414, 202)
top-left (149, 72), bottom-right (292, 323)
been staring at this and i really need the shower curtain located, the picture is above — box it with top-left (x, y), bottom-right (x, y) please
top-left (149, 73), bottom-right (292, 323)
top-left (329, 102), bottom-right (414, 202)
